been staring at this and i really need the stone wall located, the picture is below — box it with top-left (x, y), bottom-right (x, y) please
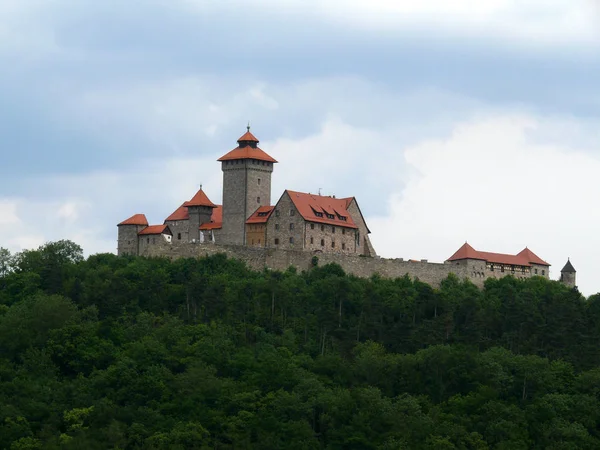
top-left (346, 198), bottom-right (377, 256)
top-left (267, 192), bottom-right (306, 250)
top-left (267, 192), bottom-right (365, 255)
top-left (140, 240), bottom-right (479, 288)
top-left (117, 224), bottom-right (145, 256)
top-left (165, 219), bottom-right (189, 244)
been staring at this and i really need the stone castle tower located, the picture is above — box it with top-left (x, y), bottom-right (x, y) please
top-left (560, 259), bottom-right (577, 288)
top-left (218, 127), bottom-right (277, 245)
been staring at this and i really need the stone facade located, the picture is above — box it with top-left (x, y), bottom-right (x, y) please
top-left (220, 159), bottom-right (273, 245)
top-left (165, 219), bottom-right (189, 244)
top-left (117, 224), bottom-right (145, 256)
top-left (139, 241), bottom-right (559, 289)
top-left (187, 205), bottom-right (213, 242)
top-left (346, 198), bottom-right (376, 256)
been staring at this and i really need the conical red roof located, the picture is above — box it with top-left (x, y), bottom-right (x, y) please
top-left (184, 189), bottom-right (216, 208)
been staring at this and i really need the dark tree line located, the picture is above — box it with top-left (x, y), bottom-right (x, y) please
top-left (1, 240), bottom-right (600, 449)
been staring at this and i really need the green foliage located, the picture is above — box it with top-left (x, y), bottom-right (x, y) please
top-left (0, 240), bottom-right (598, 448)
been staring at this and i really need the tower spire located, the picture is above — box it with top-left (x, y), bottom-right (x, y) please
top-left (247, 121), bottom-right (251, 132)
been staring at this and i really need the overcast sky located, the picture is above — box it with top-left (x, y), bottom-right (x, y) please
top-left (1, 0), bottom-right (599, 294)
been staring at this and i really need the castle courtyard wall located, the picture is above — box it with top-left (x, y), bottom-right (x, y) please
top-left (140, 240), bottom-right (479, 288)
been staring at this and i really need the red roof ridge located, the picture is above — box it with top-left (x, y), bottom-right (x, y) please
top-left (118, 214), bottom-right (148, 226)
top-left (284, 190), bottom-right (358, 229)
top-left (139, 224), bottom-right (171, 235)
top-left (165, 204), bottom-right (189, 222)
top-left (447, 243), bottom-right (550, 267)
top-left (200, 205), bottom-right (223, 230)
top-left (246, 205), bottom-right (275, 224)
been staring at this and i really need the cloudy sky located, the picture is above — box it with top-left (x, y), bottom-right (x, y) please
top-left (1, 0), bottom-right (600, 294)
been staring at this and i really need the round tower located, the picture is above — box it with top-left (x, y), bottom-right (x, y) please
top-left (560, 259), bottom-right (576, 288)
top-left (217, 127), bottom-right (277, 245)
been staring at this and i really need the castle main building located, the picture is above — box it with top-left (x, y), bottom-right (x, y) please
top-left (117, 128), bottom-right (576, 289)
top-left (118, 128), bottom-right (376, 257)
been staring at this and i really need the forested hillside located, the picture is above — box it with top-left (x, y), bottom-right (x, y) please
top-left (1, 241), bottom-right (600, 449)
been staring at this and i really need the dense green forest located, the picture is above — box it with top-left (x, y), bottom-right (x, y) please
top-left (1, 241), bottom-right (600, 449)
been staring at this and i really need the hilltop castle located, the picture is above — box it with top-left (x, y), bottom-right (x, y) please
top-left (117, 128), bottom-right (576, 289)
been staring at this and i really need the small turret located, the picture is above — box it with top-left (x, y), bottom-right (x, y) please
top-left (560, 259), bottom-right (576, 288)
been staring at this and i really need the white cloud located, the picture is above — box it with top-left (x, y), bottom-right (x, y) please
top-left (186, 0), bottom-right (600, 47)
top-left (368, 113), bottom-right (600, 295)
top-left (0, 201), bottom-right (20, 226)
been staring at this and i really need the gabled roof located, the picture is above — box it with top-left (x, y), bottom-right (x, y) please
top-left (139, 225), bottom-right (172, 236)
top-left (165, 204), bottom-right (189, 222)
top-left (184, 189), bottom-right (217, 208)
top-left (517, 247), bottom-right (550, 266)
top-left (341, 196), bottom-right (371, 234)
top-left (118, 214), bottom-right (149, 226)
top-left (246, 206), bottom-right (275, 224)
top-left (200, 205), bottom-right (223, 230)
top-left (561, 259), bottom-right (576, 273)
top-left (447, 243), bottom-right (486, 261)
top-left (284, 190), bottom-right (358, 229)
top-left (447, 243), bottom-right (550, 267)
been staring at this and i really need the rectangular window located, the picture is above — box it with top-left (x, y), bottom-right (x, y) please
top-left (321, 225), bottom-right (325, 231)
top-left (289, 237), bottom-right (294, 244)
top-left (289, 223), bottom-right (294, 230)
top-left (310, 223), bottom-right (315, 230)
top-left (535, 268), bottom-right (538, 274)
top-left (331, 241), bottom-right (335, 248)
top-left (310, 237), bottom-right (314, 244)
top-left (177, 233), bottom-right (181, 240)
top-left (342, 243), bottom-right (346, 250)
top-left (321, 239), bottom-right (325, 247)
top-left (290, 209), bottom-right (295, 216)
top-left (542, 270), bottom-right (545, 276)
top-left (147, 238), bottom-right (150, 243)
top-left (257, 197), bottom-right (260, 203)
top-left (274, 238), bottom-right (280, 245)
top-left (342, 229), bottom-right (345, 235)
top-left (332, 227), bottom-right (335, 233)
top-left (275, 224), bottom-right (280, 230)
top-left (258, 178), bottom-right (261, 185)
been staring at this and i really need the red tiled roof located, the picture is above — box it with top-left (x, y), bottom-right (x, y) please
top-left (139, 224), bottom-right (172, 236)
top-left (217, 146), bottom-right (278, 163)
top-left (184, 189), bottom-right (217, 208)
top-left (118, 214), bottom-right (149, 226)
top-left (165, 204), bottom-right (189, 222)
top-left (237, 130), bottom-right (259, 142)
top-left (447, 243), bottom-right (550, 267)
top-left (285, 190), bottom-right (358, 229)
top-left (246, 206), bottom-right (275, 224)
top-left (517, 247), bottom-right (550, 266)
top-left (200, 205), bottom-right (223, 230)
